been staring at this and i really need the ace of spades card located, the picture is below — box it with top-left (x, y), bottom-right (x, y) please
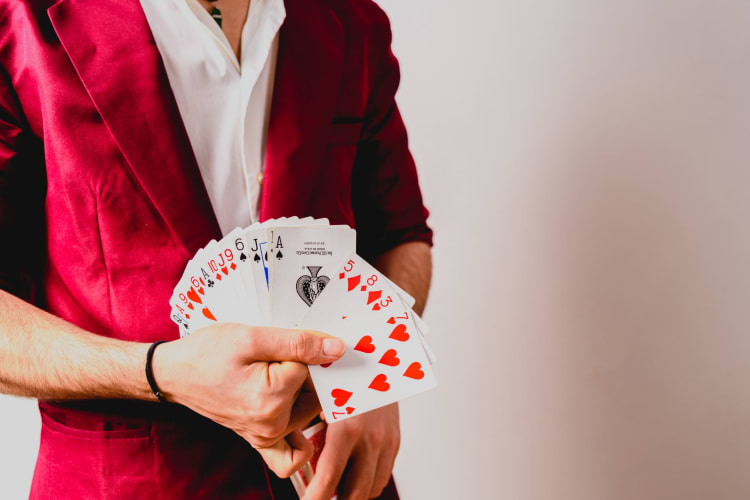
top-left (267, 225), bottom-right (356, 328)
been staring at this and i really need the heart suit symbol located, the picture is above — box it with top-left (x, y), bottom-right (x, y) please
top-left (202, 307), bottom-right (217, 321)
top-left (404, 362), bottom-right (425, 380)
top-left (331, 388), bottom-right (353, 407)
top-left (354, 336), bottom-right (376, 354)
top-left (379, 349), bottom-right (400, 366)
top-left (368, 374), bottom-right (390, 392)
top-left (389, 324), bottom-right (409, 342)
top-left (187, 287), bottom-right (202, 304)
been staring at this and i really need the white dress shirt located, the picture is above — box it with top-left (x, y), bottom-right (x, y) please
top-left (138, 0), bottom-right (286, 235)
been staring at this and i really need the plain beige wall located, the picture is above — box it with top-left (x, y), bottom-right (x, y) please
top-left (383, 1), bottom-right (750, 499)
top-left (3, 1), bottom-right (750, 498)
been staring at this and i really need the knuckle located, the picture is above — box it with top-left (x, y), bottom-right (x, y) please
top-left (239, 431), bottom-right (264, 450)
top-left (348, 488), bottom-right (369, 500)
top-left (341, 418), bottom-right (365, 438)
top-left (251, 434), bottom-right (276, 448)
top-left (256, 396), bottom-right (281, 420)
top-left (276, 463), bottom-right (297, 479)
top-left (392, 433), bottom-right (401, 454)
top-left (288, 334), bottom-right (302, 360)
top-left (258, 405), bottom-right (277, 423)
top-left (255, 414), bottom-right (286, 440)
top-left (370, 485), bottom-right (386, 499)
top-left (242, 326), bottom-right (260, 351)
top-left (266, 420), bottom-right (287, 439)
top-left (247, 409), bottom-right (285, 441)
top-left (336, 427), bottom-right (353, 442)
top-left (242, 394), bottom-right (264, 419)
top-left (369, 426), bottom-right (385, 443)
top-left (289, 332), bottom-right (311, 360)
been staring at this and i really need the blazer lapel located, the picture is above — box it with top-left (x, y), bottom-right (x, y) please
top-left (47, 0), bottom-right (222, 256)
top-left (261, 0), bottom-right (345, 220)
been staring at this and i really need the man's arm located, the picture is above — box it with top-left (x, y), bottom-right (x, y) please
top-left (0, 286), bottom-right (346, 477)
top-left (374, 241), bottom-right (432, 316)
top-left (0, 289), bottom-right (154, 400)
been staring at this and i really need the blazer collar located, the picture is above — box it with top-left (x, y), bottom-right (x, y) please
top-left (47, 0), bottom-right (344, 249)
top-left (47, 0), bottom-right (223, 256)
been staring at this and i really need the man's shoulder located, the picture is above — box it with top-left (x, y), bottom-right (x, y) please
top-left (322, 0), bottom-right (392, 32)
top-left (316, 0), bottom-right (393, 52)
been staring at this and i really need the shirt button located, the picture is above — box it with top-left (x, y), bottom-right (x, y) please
top-left (256, 171), bottom-right (264, 185)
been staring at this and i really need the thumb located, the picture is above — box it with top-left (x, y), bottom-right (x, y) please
top-left (241, 326), bottom-right (346, 365)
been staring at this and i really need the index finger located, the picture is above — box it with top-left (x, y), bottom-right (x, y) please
top-left (255, 430), bottom-right (314, 479)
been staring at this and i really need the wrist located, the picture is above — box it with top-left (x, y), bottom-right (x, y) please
top-left (149, 340), bottom-right (181, 403)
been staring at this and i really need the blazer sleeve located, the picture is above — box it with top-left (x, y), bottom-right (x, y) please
top-left (0, 65), bottom-right (46, 303)
top-left (351, 4), bottom-right (433, 260)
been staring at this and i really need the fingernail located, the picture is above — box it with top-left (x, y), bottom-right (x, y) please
top-left (322, 338), bottom-right (345, 357)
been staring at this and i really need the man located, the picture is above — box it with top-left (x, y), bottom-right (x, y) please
top-left (0, 0), bottom-right (433, 498)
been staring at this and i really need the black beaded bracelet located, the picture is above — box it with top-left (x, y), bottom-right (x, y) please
top-left (145, 340), bottom-right (169, 403)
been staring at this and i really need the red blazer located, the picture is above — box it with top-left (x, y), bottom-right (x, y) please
top-left (0, 0), bottom-right (431, 497)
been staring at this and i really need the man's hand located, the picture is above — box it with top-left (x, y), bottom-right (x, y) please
top-left (303, 404), bottom-right (400, 500)
top-left (152, 323), bottom-right (346, 478)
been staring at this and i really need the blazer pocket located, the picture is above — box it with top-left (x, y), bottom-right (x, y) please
top-left (40, 405), bottom-right (152, 440)
top-left (329, 120), bottom-right (363, 146)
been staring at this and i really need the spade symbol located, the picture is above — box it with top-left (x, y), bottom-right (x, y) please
top-left (276, 251), bottom-right (283, 260)
top-left (240, 253), bottom-right (247, 262)
top-left (264, 251), bottom-right (268, 261)
top-left (254, 253), bottom-right (260, 263)
top-left (296, 266), bottom-right (331, 306)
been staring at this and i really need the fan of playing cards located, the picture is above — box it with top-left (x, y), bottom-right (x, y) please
top-left (169, 217), bottom-right (436, 423)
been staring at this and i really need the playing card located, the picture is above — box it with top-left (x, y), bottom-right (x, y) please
top-left (299, 253), bottom-right (436, 423)
top-left (290, 422), bottom-right (338, 500)
top-left (384, 277), bottom-right (416, 309)
top-left (244, 223), bottom-right (272, 325)
top-left (171, 247), bottom-right (221, 332)
top-left (213, 231), bottom-right (264, 323)
top-left (223, 227), bottom-right (262, 323)
top-left (194, 239), bottom-right (244, 323)
top-left (169, 219), bottom-right (438, 427)
top-left (267, 225), bottom-right (355, 328)
top-left (171, 237), bottom-right (247, 327)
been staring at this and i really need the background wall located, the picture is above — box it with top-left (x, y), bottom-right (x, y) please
top-left (3, 1), bottom-right (750, 498)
